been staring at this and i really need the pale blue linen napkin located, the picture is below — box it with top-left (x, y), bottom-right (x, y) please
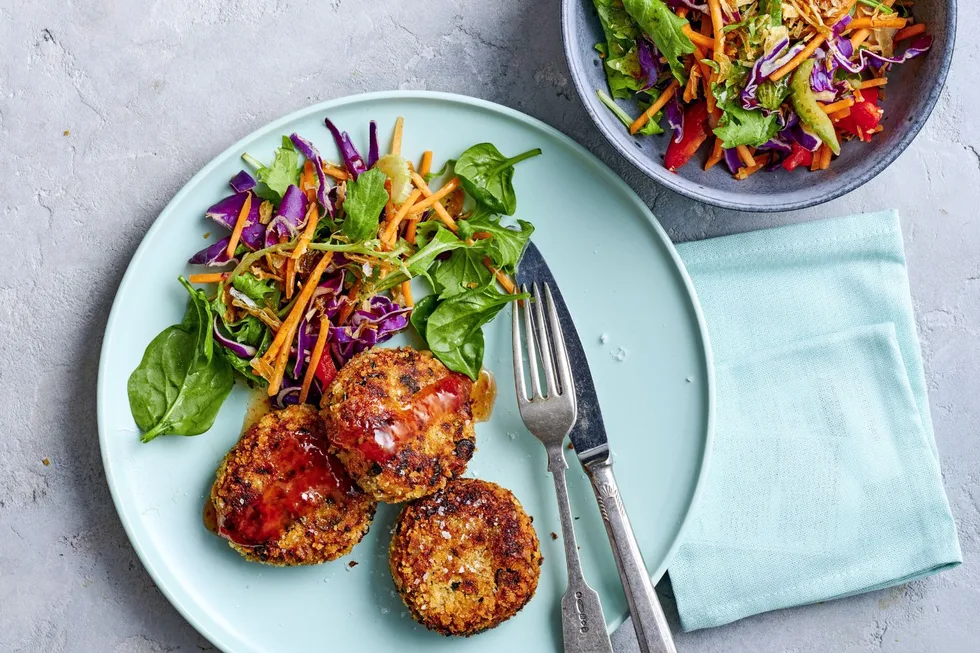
top-left (668, 210), bottom-right (961, 631)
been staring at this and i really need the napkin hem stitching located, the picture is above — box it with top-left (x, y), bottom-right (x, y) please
top-left (679, 227), bottom-right (896, 267)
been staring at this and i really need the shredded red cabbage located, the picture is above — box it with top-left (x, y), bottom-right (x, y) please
top-left (329, 296), bottom-right (410, 365)
top-left (264, 184), bottom-right (308, 248)
top-left (665, 94), bottom-right (685, 144)
top-left (723, 148), bottom-right (742, 174)
top-left (289, 133), bottom-right (335, 216)
top-left (368, 120), bottom-right (380, 168)
top-left (213, 316), bottom-right (257, 358)
top-left (637, 39), bottom-right (663, 91)
top-left (665, 0), bottom-right (708, 12)
top-left (189, 237), bottom-right (237, 267)
top-left (229, 170), bottom-right (256, 194)
top-left (324, 118), bottom-right (368, 179)
top-left (205, 192), bottom-right (265, 251)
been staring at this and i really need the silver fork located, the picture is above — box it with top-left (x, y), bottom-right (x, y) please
top-left (513, 283), bottom-right (614, 653)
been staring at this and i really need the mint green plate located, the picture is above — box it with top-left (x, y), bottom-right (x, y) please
top-left (98, 91), bottom-right (713, 653)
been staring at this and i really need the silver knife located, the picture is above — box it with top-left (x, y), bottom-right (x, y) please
top-left (517, 242), bottom-right (677, 653)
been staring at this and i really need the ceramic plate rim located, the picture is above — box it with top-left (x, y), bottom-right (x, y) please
top-left (96, 90), bottom-right (715, 651)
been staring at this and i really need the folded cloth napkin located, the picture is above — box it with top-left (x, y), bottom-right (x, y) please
top-left (667, 210), bottom-right (962, 632)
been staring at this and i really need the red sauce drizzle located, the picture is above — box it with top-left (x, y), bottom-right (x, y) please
top-left (217, 433), bottom-right (356, 547)
top-left (331, 374), bottom-right (473, 463)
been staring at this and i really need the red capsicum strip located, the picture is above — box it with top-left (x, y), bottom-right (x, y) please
top-left (664, 101), bottom-right (710, 172)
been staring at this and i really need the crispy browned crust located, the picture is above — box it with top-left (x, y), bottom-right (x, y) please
top-left (321, 347), bottom-right (476, 503)
top-left (211, 404), bottom-right (376, 566)
top-left (389, 478), bottom-right (542, 636)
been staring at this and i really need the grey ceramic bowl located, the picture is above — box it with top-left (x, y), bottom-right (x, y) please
top-left (562, 0), bottom-right (956, 212)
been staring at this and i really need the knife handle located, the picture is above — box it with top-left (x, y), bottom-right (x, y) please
top-left (586, 459), bottom-right (677, 653)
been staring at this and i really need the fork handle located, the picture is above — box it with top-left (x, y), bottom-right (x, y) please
top-left (585, 459), bottom-right (677, 653)
top-left (548, 447), bottom-right (614, 653)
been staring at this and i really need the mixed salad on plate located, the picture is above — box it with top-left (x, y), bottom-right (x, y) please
top-left (127, 117), bottom-right (539, 442)
top-left (593, 0), bottom-right (932, 177)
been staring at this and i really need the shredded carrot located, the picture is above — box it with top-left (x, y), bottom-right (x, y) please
top-left (820, 98), bottom-right (855, 114)
top-left (704, 138), bottom-right (724, 171)
top-left (850, 29), bottom-right (872, 49)
top-left (683, 25), bottom-right (714, 51)
top-left (298, 315), bottom-right (330, 404)
top-left (830, 0), bottom-right (860, 23)
top-left (675, 6), bottom-right (688, 18)
top-left (336, 277), bottom-right (362, 327)
top-left (895, 23), bottom-right (926, 42)
top-left (284, 257), bottom-right (296, 300)
top-left (692, 47), bottom-right (716, 114)
top-left (187, 273), bottom-right (228, 284)
top-left (770, 35), bottom-right (826, 82)
top-left (859, 78), bottom-right (888, 89)
top-left (810, 144), bottom-right (832, 171)
top-left (382, 188), bottom-right (423, 244)
top-left (400, 280), bottom-right (414, 308)
top-left (292, 203), bottom-right (320, 260)
top-left (629, 80), bottom-right (679, 135)
top-left (830, 107), bottom-right (852, 121)
top-left (225, 193), bottom-right (253, 258)
top-left (405, 217), bottom-right (421, 244)
top-left (406, 176), bottom-right (460, 215)
top-left (683, 59), bottom-right (701, 102)
top-left (419, 151), bottom-right (433, 176)
top-left (322, 163), bottom-right (349, 181)
top-left (408, 173), bottom-right (459, 232)
top-left (707, 0), bottom-right (725, 60)
top-left (483, 257), bottom-right (517, 294)
top-left (258, 253), bottom-right (334, 394)
top-left (847, 17), bottom-right (907, 31)
top-left (391, 116), bottom-right (404, 155)
top-left (810, 145), bottom-right (825, 171)
top-left (735, 145), bottom-right (756, 168)
top-left (300, 160), bottom-right (316, 201)
top-left (734, 161), bottom-right (766, 180)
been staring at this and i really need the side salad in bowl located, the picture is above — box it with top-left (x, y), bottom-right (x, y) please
top-left (126, 116), bottom-right (539, 442)
top-left (593, 0), bottom-right (932, 178)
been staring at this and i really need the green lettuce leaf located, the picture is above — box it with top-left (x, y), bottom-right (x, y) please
top-left (247, 136), bottom-right (301, 202)
top-left (622, 0), bottom-right (695, 84)
top-left (713, 102), bottom-right (779, 149)
top-left (341, 168), bottom-right (389, 242)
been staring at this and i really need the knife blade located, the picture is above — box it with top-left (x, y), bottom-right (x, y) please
top-left (516, 242), bottom-right (678, 653)
top-left (516, 242), bottom-right (610, 465)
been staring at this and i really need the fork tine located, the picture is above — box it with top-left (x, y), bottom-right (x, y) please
top-left (521, 285), bottom-right (544, 399)
top-left (543, 284), bottom-right (575, 401)
top-left (511, 298), bottom-right (528, 404)
top-left (532, 283), bottom-right (559, 397)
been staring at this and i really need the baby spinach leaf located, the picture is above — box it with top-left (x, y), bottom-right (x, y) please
top-left (454, 144), bottom-right (541, 215)
top-left (410, 294), bottom-right (439, 338)
top-left (410, 293), bottom-right (487, 380)
top-left (433, 248), bottom-right (492, 298)
top-left (127, 277), bottom-right (234, 443)
top-left (458, 209), bottom-right (534, 272)
top-left (342, 168), bottom-right (389, 242)
top-left (424, 286), bottom-right (527, 379)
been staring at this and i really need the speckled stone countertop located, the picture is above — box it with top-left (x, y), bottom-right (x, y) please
top-left (1, 1), bottom-right (976, 651)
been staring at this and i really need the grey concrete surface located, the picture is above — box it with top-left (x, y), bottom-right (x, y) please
top-left (0, 1), bottom-right (977, 651)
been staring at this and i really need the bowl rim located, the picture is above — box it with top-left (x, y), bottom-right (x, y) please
top-left (561, 0), bottom-right (957, 212)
